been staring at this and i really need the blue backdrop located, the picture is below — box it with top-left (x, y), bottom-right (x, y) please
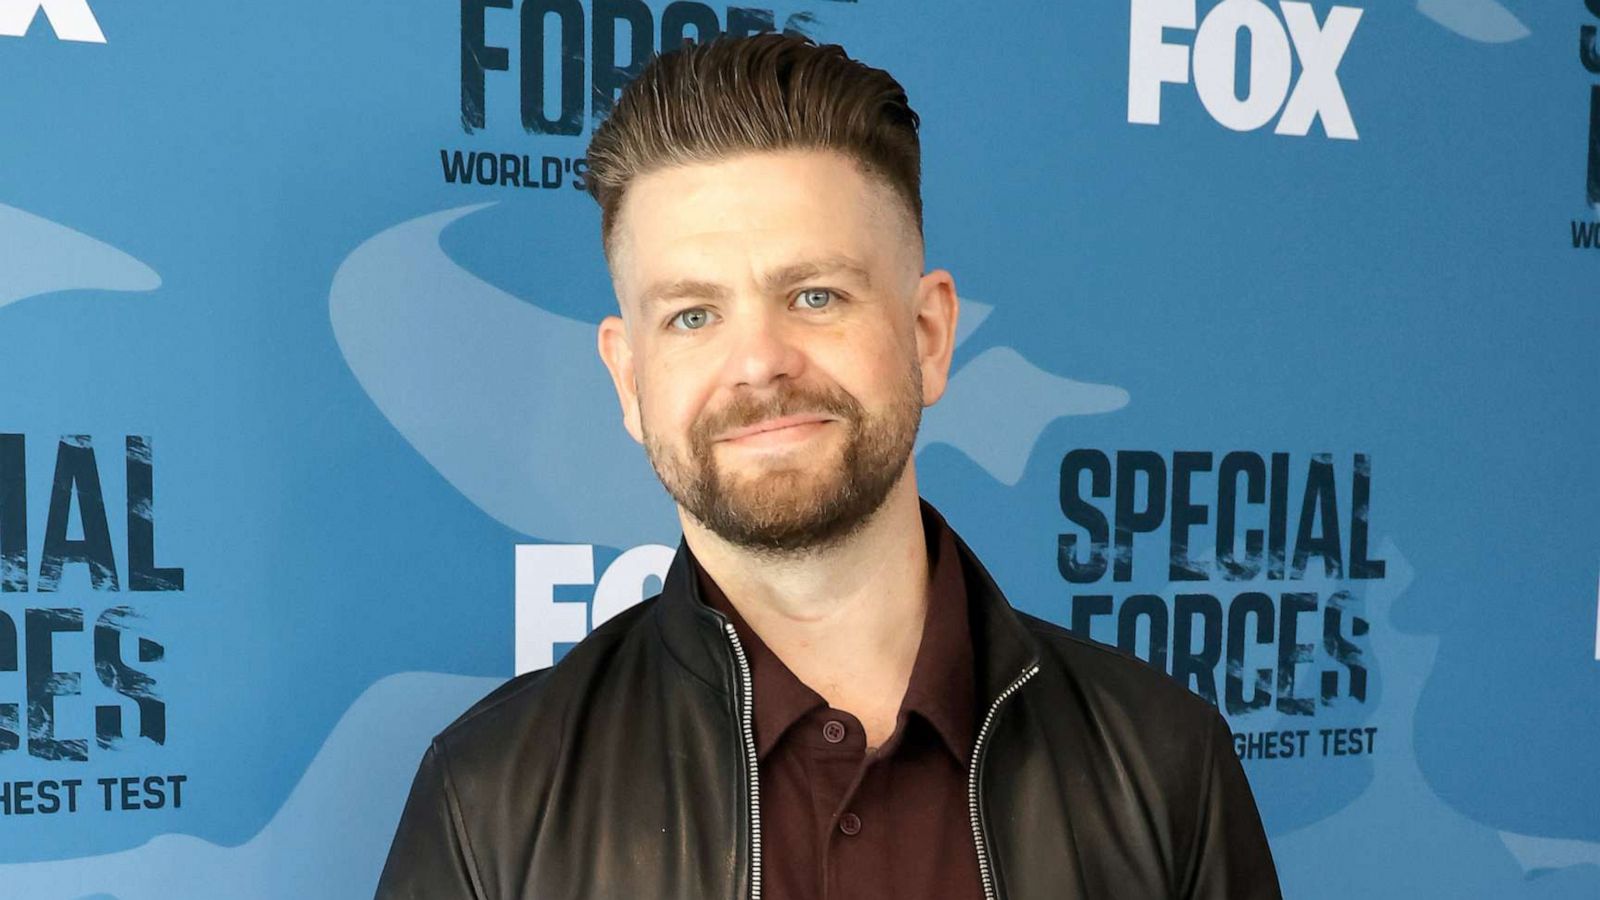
top-left (1, 0), bottom-right (1597, 896)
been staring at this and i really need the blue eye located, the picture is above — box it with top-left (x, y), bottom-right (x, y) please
top-left (671, 308), bottom-right (711, 330)
top-left (796, 288), bottom-right (834, 310)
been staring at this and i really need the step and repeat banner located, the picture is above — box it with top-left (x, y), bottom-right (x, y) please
top-left (2, 0), bottom-right (1597, 896)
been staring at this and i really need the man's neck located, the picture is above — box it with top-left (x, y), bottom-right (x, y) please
top-left (682, 475), bottom-right (930, 748)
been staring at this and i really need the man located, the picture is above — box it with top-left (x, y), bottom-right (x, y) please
top-left (376, 32), bottom-right (1281, 900)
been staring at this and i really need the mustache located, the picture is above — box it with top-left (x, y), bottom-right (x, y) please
top-left (693, 382), bottom-right (862, 440)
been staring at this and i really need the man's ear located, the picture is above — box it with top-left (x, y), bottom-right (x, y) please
top-left (597, 315), bottom-right (644, 444)
top-left (912, 269), bottom-right (960, 407)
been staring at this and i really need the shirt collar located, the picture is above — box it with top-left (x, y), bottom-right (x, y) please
top-left (692, 498), bottom-right (977, 764)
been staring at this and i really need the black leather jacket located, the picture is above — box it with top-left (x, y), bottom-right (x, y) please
top-left (376, 516), bottom-right (1282, 900)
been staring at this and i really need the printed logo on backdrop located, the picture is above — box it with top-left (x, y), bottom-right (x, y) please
top-left (1127, 0), bottom-right (1363, 139)
top-left (1575, 0), bottom-right (1600, 248)
top-left (0, 0), bottom-right (106, 43)
top-left (443, 0), bottom-right (846, 190)
top-left (1059, 450), bottom-right (1385, 761)
top-left (0, 205), bottom-right (182, 821)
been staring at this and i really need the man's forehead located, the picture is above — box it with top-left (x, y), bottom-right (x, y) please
top-left (605, 150), bottom-right (918, 313)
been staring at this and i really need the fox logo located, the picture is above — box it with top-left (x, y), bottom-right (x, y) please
top-left (0, 0), bottom-right (105, 43)
top-left (1128, 0), bottom-right (1362, 139)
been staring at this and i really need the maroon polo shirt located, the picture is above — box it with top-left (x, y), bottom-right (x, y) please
top-left (693, 507), bottom-right (984, 900)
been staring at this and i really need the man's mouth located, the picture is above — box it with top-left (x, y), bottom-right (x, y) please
top-left (715, 414), bottom-right (836, 444)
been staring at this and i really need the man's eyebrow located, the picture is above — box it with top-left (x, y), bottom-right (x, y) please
top-left (759, 255), bottom-right (873, 295)
top-left (636, 255), bottom-right (873, 313)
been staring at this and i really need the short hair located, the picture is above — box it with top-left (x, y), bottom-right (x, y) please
top-left (584, 32), bottom-right (923, 266)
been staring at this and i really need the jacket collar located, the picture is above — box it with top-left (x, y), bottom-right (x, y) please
top-left (938, 508), bottom-right (1045, 705)
top-left (653, 498), bottom-right (1043, 707)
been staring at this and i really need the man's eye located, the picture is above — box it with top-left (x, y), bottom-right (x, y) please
top-left (670, 308), bottom-right (711, 330)
top-left (795, 288), bottom-right (834, 310)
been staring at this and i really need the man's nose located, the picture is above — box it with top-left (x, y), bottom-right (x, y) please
top-left (722, 303), bottom-right (806, 390)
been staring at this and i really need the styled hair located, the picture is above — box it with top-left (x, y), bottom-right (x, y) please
top-left (584, 32), bottom-right (923, 264)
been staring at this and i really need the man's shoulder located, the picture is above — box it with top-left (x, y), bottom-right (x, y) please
top-left (1016, 608), bottom-right (1223, 733)
top-left (431, 595), bottom-right (663, 767)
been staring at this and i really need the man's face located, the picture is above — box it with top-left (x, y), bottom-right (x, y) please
top-left (596, 149), bottom-right (957, 554)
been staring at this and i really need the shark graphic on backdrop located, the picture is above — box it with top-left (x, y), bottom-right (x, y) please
top-left (1269, 541), bottom-right (1600, 897)
top-left (329, 203), bottom-right (1129, 547)
top-left (0, 203), bottom-right (160, 310)
top-left (1416, 0), bottom-right (1531, 43)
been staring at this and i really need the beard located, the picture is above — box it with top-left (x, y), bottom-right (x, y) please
top-left (641, 360), bottom-right (923, 556)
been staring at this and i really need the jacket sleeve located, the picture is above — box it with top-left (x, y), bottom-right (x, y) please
top-left (1182, 711), bottom-right (1284, 900)
top-left (374, 739), bottom-right (487, 900)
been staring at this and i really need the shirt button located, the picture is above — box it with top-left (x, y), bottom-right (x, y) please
top-left (839, 813), bottom-right (862, 836)
top-left (822, 720), bottom-right (846, 743)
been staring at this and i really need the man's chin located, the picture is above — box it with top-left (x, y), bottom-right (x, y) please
top-left (715, 481), bottom-right (847, 522)
top-left (699, 479), bottom-right (862, 542)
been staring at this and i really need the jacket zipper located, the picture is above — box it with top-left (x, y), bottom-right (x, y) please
top-left (967, 663), bottom-right (1041, 900)
top-left (722, 621), bottom-right (763, 900)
